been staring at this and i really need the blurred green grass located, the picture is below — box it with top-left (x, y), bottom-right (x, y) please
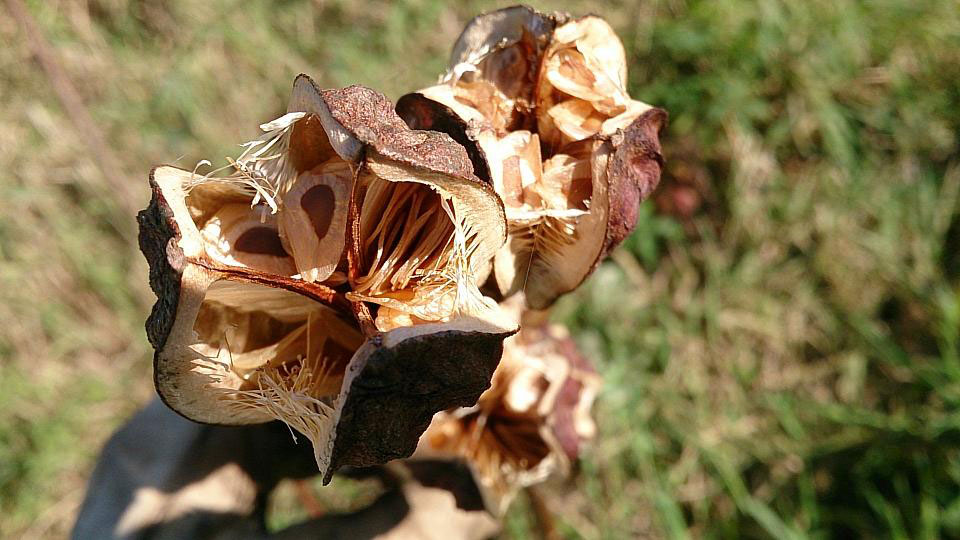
top-left (1, 0), bottom-right (959, 537)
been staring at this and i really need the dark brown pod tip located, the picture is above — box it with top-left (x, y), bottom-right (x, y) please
top-left (319, 82), bottom-right (482, 188)
top-left (323, 322), bottom-right (515, 483)
top-left (137, 174), bottom-right (184, 351)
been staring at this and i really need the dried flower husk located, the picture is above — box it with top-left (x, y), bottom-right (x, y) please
top-left (446, 4), bottom-right (558, 131)
top-left (138, 75), bottom-right (515, 480)
top-left (397, 6), bottom-right (666, 310)
top-left (416, 307), bottom-right (600, 514)
top-left (335, 83), bottom-right (509, 332)
top-left (536, 16), bottom-right (653, 152)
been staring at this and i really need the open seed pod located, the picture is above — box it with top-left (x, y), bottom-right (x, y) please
top-left (415, 306), bottom-right (600, 515)
top-left (138, 75), bottom-right (515, 481)
top-left (446, 5), bottom-right (558, 130)
top-left (338, 83), bottom-right (509, 332)
top-left (397, 6), bottom-right (666, 310)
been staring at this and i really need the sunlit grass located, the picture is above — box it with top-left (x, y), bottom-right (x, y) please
top-left (1, 0), bottom-right (959, 537)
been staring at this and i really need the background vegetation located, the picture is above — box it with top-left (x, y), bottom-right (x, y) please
top-left (1, 0), bottom-right (959, 537)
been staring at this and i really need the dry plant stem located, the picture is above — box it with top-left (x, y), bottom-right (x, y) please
top-left (526, 485), bottom-right (559, 540)
top-left (5, 0), bottom-right (138, 236)
top-left (187, 256), bottom-right (351, 313)
top-left (351, 300), bottom-right (379, 337)
top-left (345, 177), bottom-right (380, 337)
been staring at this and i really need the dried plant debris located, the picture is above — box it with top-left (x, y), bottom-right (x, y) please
top-left (416, 309), bottom-right (600, 515)
top-left (136, 5), bottom-right (663, 525)
top-left (398, 5), bottom-right (666, 309)
top-left (137, 75), bottom-right (516, 480)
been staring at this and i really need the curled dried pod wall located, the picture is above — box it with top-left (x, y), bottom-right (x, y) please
top-left (138, 75), bottom-right (516, 481)
top-left (397, 5), bottom-right (666, 310)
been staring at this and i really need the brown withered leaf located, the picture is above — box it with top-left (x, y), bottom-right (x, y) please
top-left (138, 75), bottom-right (515, 480)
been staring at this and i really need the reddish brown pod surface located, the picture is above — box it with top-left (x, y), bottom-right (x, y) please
top-left (138, 75), bottom-right (516, 480)
top-left (416, 300), bottom-right (601, 514)
top-left (398, 5), bottom-right (666, 310)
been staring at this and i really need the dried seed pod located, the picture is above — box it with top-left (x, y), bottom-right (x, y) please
top-left (416, 308), bottom-right (600, 514)
top-left (138, 75), bottom-right (515, 480)
top-left (496, 108), bottom-right (666, 309)
top-left (545, 323), bottom-right (600, 462)
top-left (447, 4), bottom-right (558, 129)
top-left (536, 16), bottom-right (654, 153)
top-left (334, 82), bottom-right (510, 332)
top-left (398, 7), bottom-right (666, 310)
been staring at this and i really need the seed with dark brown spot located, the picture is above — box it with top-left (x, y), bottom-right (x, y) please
top-left (234, 227), bottom-right (289, 257)
top-left (301, 184), bottom-right (336, 239)
top-left (501, 156), bottom-right (524, 207)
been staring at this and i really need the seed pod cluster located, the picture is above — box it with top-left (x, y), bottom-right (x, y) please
top-left (139, 79), bottom-right (516, 481)
top-left (137, 4), bottom-right (663, 514)
top-left (394, 5), bottom-right (665, 514)
top-left (399, 5), bottom-right (666, 310)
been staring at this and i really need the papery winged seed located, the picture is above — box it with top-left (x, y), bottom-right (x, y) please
top-left (278, 159), bottom-right (353, 283)
top-left (199, 203), bottom-right (296, 276)
top-left (544, 48), bottom-right (626, 114)
top-left (545, 99), bottom-right (605, 143)
top-left (536, 153), bottom-right (592, 211)
top-left (488, 130), bottom-right (541, 209)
